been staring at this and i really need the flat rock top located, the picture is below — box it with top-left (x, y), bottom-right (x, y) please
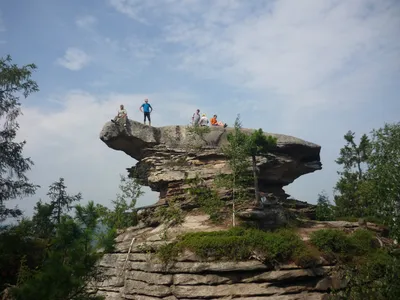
top-left (100, 120), bottom-right (321, 161)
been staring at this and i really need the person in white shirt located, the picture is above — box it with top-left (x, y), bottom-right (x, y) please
top-left (111, 104), bottom-right (128, 127)
top-left (199, 114), bottom-right (209, 126)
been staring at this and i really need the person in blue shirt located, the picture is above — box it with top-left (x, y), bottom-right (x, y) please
top-left (139, 98), bottom-right (153, 126)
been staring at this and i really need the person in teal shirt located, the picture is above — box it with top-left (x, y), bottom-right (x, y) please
top-left (140, 98), bottom-right (153, 126)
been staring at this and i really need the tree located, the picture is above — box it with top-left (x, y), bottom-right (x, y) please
top-left (0, 55), bottom-right (39, 222)
top-left (336, 131), bottom-right (371, 180)
top-left (315, 191), bottom-right (334, 221)
top-left (47, 178), bottom-right (82, 225)
top-left (217, 115), bottom-right (252, 226)
top-left (97, 175), bottom-right (143, 230)
top-left (366, 122), bottom-right (400, 240)
top-left (31, 200), bottom-right (54, 238)
top-left (334, 131), bottom-right (371, 217)
top-left (247, 129), bottom-right (277, 204)
top-left (10, 209), bottom-right (106, 300)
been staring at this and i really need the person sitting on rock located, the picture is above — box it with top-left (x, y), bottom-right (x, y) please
top-left (210, 114), bottom-right (227, 128)
top-left (192, 109), bottom-right (201, 126)
top-left (111, 104), bottom-right (127, 128)
top-left (199, 113), bottom-right (209, 127)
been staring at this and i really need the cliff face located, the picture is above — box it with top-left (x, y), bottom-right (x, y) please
top-left (100, 120), bottom-right (322, 203)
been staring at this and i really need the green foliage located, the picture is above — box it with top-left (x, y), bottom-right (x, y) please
top-left (332, 249), bottom-right (400, 300)
top-left (156, 227), bottom-right (314, 266)
top-left (334, 123), bottom-right (400, 241)
top-left (247, 129), bottom-right (277, 157)
top-left (186, 124), bottom-right (211, 141)
top-left (366, 123), bottom-right (400, 240)
top-left (0, 223), bottom-right (47, 292)
top-left (247, 128), bottom-right (277, 203)
top-left (10, 215), bottom-right (105, 300)
top-left (97, 175), bottom-right (143, 230)
top-left (0, 178), bottom-right (112, 300)
top-left (47, 177), bottom-right (82, 225)
top-left (315, 191), bottom-right (335, 221)
top-left (185, 174), bottom-right (224, 222)
top-left (310, 229), bottom-right (377, 261)
top-left (155, 198), bottom-right (184, 226)
top-left (0, 55), bottom-right (39, 222)
top-left (217, 115), bottom-right (252, 226)
top-left (334, 131), bottom-right (371, 218)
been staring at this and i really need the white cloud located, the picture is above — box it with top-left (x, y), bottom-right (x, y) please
top-left (76, 15), bottom-right (97, 30)
top-left (109, 0), bottom-right (400, 113)
top-left (14, 90), bottom-right (202, 216)
top-left (56, 47), bottom-right (91, 71)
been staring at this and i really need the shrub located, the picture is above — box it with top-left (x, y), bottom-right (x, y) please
top-left (310, 229), bottom-right (355, 254)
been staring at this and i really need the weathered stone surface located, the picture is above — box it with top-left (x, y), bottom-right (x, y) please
top-left (125, 270), bottom-right (173, 285)
top-left (123, 279), bottom-right (172, 297)
top-left (127, 260), bottom-right (272, 274)
top-left (171, 283), bottom-right (309, 298)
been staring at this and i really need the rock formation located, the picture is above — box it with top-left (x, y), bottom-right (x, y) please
top-left (100, 120), bottom-right (322, 227)
top-left (95, 120), bottom-right (333, 299)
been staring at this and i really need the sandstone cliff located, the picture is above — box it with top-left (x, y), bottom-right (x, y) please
top-left (95, 120), bottom-right (335, 299)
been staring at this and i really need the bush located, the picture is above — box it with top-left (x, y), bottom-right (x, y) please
top-left (310, 229), bottom-right (355, 254)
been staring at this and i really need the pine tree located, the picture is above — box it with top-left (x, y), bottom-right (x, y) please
top-left (334, 131), bottom-right (371, 217)
top-left (47, 178), bottom-right (82, 224)
top-left (0, 55), bottom-right (39, 222)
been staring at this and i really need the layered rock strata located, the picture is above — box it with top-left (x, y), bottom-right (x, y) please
top-left (92, 215), bottom-right (387, 300)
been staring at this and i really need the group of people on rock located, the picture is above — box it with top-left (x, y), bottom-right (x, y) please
top-left (111, 100), bottom-right (227, 129)
top-left (191, 109), bottom-right (228, 128)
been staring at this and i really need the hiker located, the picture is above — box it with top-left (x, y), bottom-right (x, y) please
top-left (199, 113), bottom-right (209, 126)
top-left (192, 109), bottom-right (201, 126)
top-left (210, 114), bottom-right (227, 128)
top-left (140, 98), bottom-right (153, 126)
top-left (111, 104), bottom-right (127, 128)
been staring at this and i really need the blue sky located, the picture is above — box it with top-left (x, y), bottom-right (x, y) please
top-left (1, 0), bottom-right (399, 216)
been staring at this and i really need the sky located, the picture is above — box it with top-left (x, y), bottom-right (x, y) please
top-left (1, 0), bottom-right (399, 216)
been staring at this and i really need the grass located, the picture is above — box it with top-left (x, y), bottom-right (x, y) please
top-left (157, 227), bottom-right (317, 267)
top-left (157, 227), bottom-right (386, 269)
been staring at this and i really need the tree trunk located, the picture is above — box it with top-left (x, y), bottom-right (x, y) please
top-left (252, 155), bottom-right (260, 204)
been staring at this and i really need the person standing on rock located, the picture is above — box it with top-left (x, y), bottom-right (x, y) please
top-left (192, 109), bottom-right (200, 126)
top-left (111, 104), bottom-right (127, 128)
top-left (140, 98), bottom-right (153, 126)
